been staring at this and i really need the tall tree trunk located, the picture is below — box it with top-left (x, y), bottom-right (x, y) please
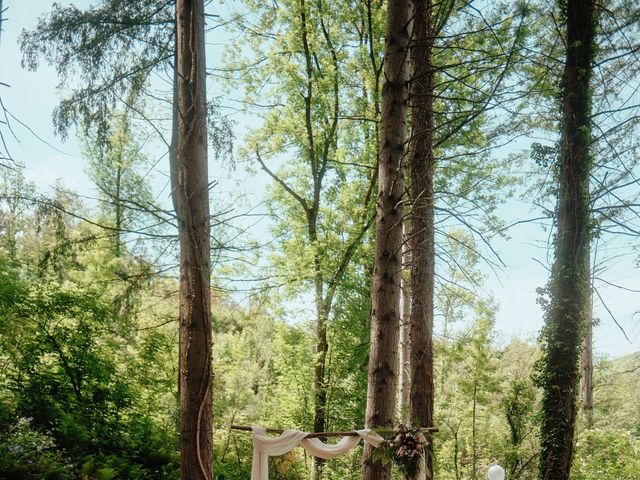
top-left (580, 245), bottom-right (594, 428)
top-left (361, 0), bottom-right (410, 478)
top-left (539, 1), bottom-right (596, 479)
top-left (408, 1), bottom-right (435, 479)
top-left (398, 219), bottom-right (411, 423)
top-left (114, 163), bottom-right (123, 257)
top-left (471, 382), bottom-right (477, 480)
top-left (174, 1), bottom-right (213, 479)
top-left (313, 263), bottom-right (328, 480)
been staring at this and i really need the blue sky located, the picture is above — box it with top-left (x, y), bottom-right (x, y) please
top-left (2, 0), bottom-right (639, 358)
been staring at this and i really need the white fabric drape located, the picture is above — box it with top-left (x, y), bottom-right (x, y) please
top-left (250, 425), bottom-right (384, 480)
top-left (251, 426), bottom-right (308, 480)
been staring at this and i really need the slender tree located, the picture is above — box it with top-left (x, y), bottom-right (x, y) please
top-left (1, 0), bottom-right (12, 167)
top-left (538, 0), bottom-right (596, 479)
top-left (406, 3), bottom-right (526, 477)
top-left (361, 0), bottom-right (410, 478)
top-left (174, 0), bottom-right (213, 478)
top-left (578, 0), bottom-right (640, 431)
top-left (83, 112), bottom-right (154, 258)
top-left (580, 247), bottom-right (594, 428)
top-left (407, 0), bottom-right (436, 478)
top-left (398, 220), bottom-right (411, 422)
top-left (223, 5), bottom-right (382, 477)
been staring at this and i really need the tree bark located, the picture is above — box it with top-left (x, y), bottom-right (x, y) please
top-left (472, 382), bottom-right (477, 480)
top-left (361, 0), bottom-right (410, 478)
top-left (114, 163), bottom-right (123, 257)
top-left (408, 1), bottom-right (435, 479)
top-left (174, 1), bottom-right (213, 479)
top-left (398, 220), bottom-right (411, 423)
top-left (580, 245), bottom-right (594, 428)
top-left (313, 266), bottom-right (328, 480)
top-left (539, 1), bottom-right (596, 479)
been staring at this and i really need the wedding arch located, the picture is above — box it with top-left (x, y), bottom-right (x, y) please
top-left (231, 424), bottom-right (440, 480)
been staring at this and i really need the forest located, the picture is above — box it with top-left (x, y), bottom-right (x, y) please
top-left (0, 0), bottom-right (639, 479)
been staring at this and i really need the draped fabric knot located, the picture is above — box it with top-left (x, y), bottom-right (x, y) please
top-left (250, 425), bottom-right (384, 480)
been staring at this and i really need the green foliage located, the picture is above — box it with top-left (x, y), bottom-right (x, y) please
top-left (0, 417), bottom-right (73, 480)
top-left (434, 311), bottom-right (544, 480)
top-left (324, 276), bottom-right (370, 431)
top-left (0, 171), bottom-right (179, 479)
top-left (0, 168), bottom-right (37, 258)
top-left (4, 3), bottom-right (640, 480)
top-left (19, 0), bottom-right (233, 157)
top-left (531, 142), bottom-right (558, 169)
top-left (19, 0), bottom-right (174, 142)
top-left (435, 305), bottom-right (499, 478)
top-left (570, 429), bottom-right (640, 480)
top-left (226, 0), bottom-right (381, 298)
top-left (1, 272), bottom-right (180, 479)
top-left (82, 113), bottom-right (155, 253)
top-left (2, 181), bottom-right (638, 480)
top-left (500, 378), bottom-right (538, 479)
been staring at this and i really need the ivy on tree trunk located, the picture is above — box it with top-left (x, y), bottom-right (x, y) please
top-left (538, 1), bottom-right (596, 479)
top-left (174, 0), bottom-right (213, 478)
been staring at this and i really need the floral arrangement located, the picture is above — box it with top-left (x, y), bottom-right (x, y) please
top-left (371, 425), bottom-right (429, 480)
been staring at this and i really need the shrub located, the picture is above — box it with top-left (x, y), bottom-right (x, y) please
top-left (0, 417), bottom-right (73, 480)
top-left (571, 429), bottom-right (640, 480)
